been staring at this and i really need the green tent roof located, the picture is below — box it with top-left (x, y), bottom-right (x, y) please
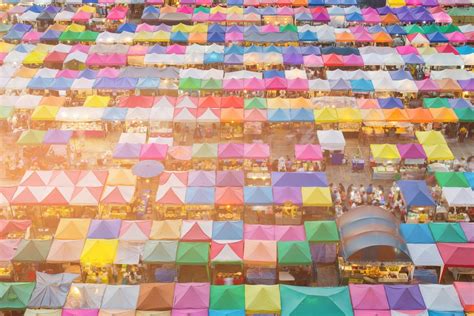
top-left (0, 24), bottom-right (12, 33)
top-left (59, 30), bottom-right (81, 42)
top-left (142, 240), bottom-right (178, 263)
top-left (176, 242), bottom-right (209, 265)
top-left (422, 24), bottom-right (441, 34)
top-left (210, 285), bottom-right (245, 310)
top-left (280, 285), bottom-right (353, 316)
top-left (428, 223), bottom-right (467, 243)
top-left (304, 221), bottom-right (339, 242)
top-left (454, 108), bottom-right (474, 122)
top-left (440, 24), bottom-right (460, 33)
top-left (192, 143), bottom-right (218, 158)
top-left (13, 239), bottom-right (52, 262)
top-left (435, 172), bottom-right (469, 188)
top-left (201, 79), bottom-right (222, 90)
top-left (0, 282), bottom-right (35, 310)
top-left (17, 130), bottom-right (46, 146)
top-left (404, 24), bottom-right (424, 34)
top-left (0, 106), bottom-right (14, 120)
top-left (423, 97), bottom-right (449, 109)
top-left (179, 78), bottom-right (202, 91)
top-left (280, 24), bottom-right (297, 33)
top-left (448, 7), bottom-right (474, 17)
top-left (78, 30), bottom-right (99, 42)
top-left (245, 97), bottom-right (267, 109)
top-left (278, 241), bottom-right (312, 265)
top-left (194, 6), bottom-right (210, 13)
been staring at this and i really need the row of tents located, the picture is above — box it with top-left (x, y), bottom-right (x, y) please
top-left (0, 278), bottom-right (473, 314)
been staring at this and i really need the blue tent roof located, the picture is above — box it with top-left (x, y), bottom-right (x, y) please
top-left (329, 79), bottom-right (351, 91)
top-left (296, 12), bottom-right (314, 21)
top-left (390, 70), bottom-right (413, 81)
top-left (209, 24), bottom-right (225, 33)
top-left (263, 70), bottom-right (285, 79)
top-left (268, 109), bottom-right (291, 122)
top-left (117, 23), bottom-right (137, 33)
top-left (346, 12), bottom-right (363, 21)
top-left (367, 25), bottom-right (385, 34)
top-left (386, 24), bottom-right (407, 35)
top-left (402, 54), bottom-right (425, 65)
top-left (40, 30), bottom-right (61, 41)
top-left (299, 31), bottom-right (318, 42)
top-left (397, 180), bottom-right (435, 208)
top-left (136, 78), bottom-right (160, 90)
top-left (400, 224), bottom-right (435, 243)
top-left (428, 312), bottom-right (464, 316)
top-left (27, 77), bottom-right (54, 89)
top-left (261, 6), bottom-right (277, 15)
top-left (243, 186), bottom-right (273, 205)
top-left (244, 44), bottom-right (262, 53)
top-left (170, 31), bottom-right (188, 42)
top-left (464, 172), bottom-right (474, 189)
top-left (456, 45), bottom-right (474, 55)
top-left (185, 187), bottom-right (215, 204)
top-left (102, 107), bottom-right (128, 121)
top-left (263, 45), bottom-right (282, 54)
top-left (448, 98), bottom-right (471, 109)
top-left (209, 311), bottom-right (245, 316)
top-left (227, 0), bottom-right (243, 5)
top-left (308, 0), bottom-right (325, 5)
top-left (378, 97), bottom-right (403, 109)
top-left (26, 5), bottom-right (44, 13)
top-left (50, 78), bottom-right (73, 90)
top-left (212, 221), bottom-right (243, 240)
top-left (4, 29), bottom-right (26, 41)
top-left (208, 32), bottom-right (225, 43)
top-left (204, 52), bottom-right (224, 64)
top-left (350, 79), bottom-right (374, 92)
top-left (426, 32), bottom-right (448, 43)
top-left (290, 108), bottom-right (314, 122)
top-left (79, 69), bottom-right (97, 79)
top-left (225, 45), bottom-right (244, 55)
top-left (301, 46), bottom-right (321, 56)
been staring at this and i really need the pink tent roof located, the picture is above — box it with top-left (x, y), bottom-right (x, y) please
top-left (432, 12), bottom-right (452, 24)
top-left (287, 78), bottom-right (309, 91)
top-left (460, 223), bottom-right (474, 242)
top-left (357, 99), bottom-right (379, 109)
top-left (140, 143), bottom-right (168, 160)
top-left (136, 23), bottom-right (156, 32)
top-left (295, 144), bottom-right (323, 161)
top-left (0, 239), bottom-right (20, 262)
top-left (100, 186), bottom-right (135, 204)
top-left (218, 143), bottom-right (244, 159)
top-left (97, 67), bottom-right (120, 78)
top-left (107, 7), bottom-right (128, 20)
top-left (71, 44), bottom-right (90, 54)
top-left (243, 78), bottom-right (265, 91)
top-left (62, 309), bottom-right (98, 316)
top-left (445, 32), bottom-right (467, 43)
top-left (23, 32), bottom-right (42, 43)
top-left (168, 146), bottom-right (192, 161)
top-left (454, 282), bottom-right (474, 312)
top-left (166, 44), bottom-right (186, 54)
top-left (72, 11), bottom-right (92, 22)
top-left (180, 220), bottom-right (213, 241)
top-left (343, 54), bottom-right (364, 67)
top-left (215, 187), bottom-right (244, 205)
top-left (77, 170), bottom-right (108, 187)
top-left (0, 219), bottom-right (31, 237)
top-left (274, 225), bottom-right (306, 241)
top-left (396, 46), bottom-right (419, 55)
top-left (303, 55), bottom-right (324, 67)
top-left (211, 240), bottom-right (244, 262)
top-left (192, 12), bottom-right (209, 22)
top-left (225, 32), bottom-right (244, 42)
top-left (159, 171), bottom-right (188, 187)
top-left (12, 186), bottom-right (44, 205)
top-left (354, 311), bottom-right (391, 316)
top-left (243, 143), bottom-right (270, 159)
top-left (173, 283), bottom-right (210, 309)
top-left (244, 109), bottom-right (267, 122)
top-left (349, 284), bottom-right (389, 310)
top-left (265, 77), bottom-right (288, 90)
top-left (49, 170), bottom-right (81, 187)
top-left (20, 170), bottom-right (52, 186)
top-left (354, 31), bottom-right (374, 43)
top-left (119, 220), bottom-right (152, 241)
top-left (39, 187), bottom-right (73, 205)
top-left (223, 79), bottom-right (244, 91)
top-left (156, 187), bottom-right (186, 204)
top-left (415, 79), bottom-right (439, 92)
top-left (244, 224), bottom-right (275, 240)
top-left (70, 187), bottom-right (103, 206)
top-left (172, 309), bottom-right (208, 316)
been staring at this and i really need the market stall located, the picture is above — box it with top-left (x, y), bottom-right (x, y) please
top-left (176, 242), bottom-right (210, 282)
top-left (12, 239), bottom-right (52, 282)
top-left (397, 180), bottom-right (436, 223)
top-left (243, 143), bottom-right (271, 186)
top-left (304, 220), bottom-right (340, 267)
top-left (441, 187), bottom-right (474, 222)
top-left (277, 241), bottom-right (312, 285)
top-left (316, 130), bottom-right (346, 165)
top-left (243, 186), bottom-right (273, 224)
top-left (211, 240), bottom-right (244, 285)
top-left (407, 244), bottom-right (444, 283)
top-left (142, 240), bottom-right (178, 283)
top-left (79, 239), bottom-right (118, 284)
top-left (243, 240), bottom-right (277, 285)
top-left (294, 144), bottom-right (323, 172)
top-left (396, 143), bottom-right (427, 180)
top-left (370, 144), bottom-right (401, 180)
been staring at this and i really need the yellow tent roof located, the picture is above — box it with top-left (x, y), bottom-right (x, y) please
top-left (55, 218), bottom-right (91, 240)
top-left (422, 144), bottom-right (454, 161)
top-left (190, 24), bottom-right (208, 33)
top-left (149, 220), bottom-right (182, 240)
top-left (267, 97), bottom-right (290, 109)
top-left (245, 285), bottom-right (281, 314)
top-left (227, 6), bottom-right (244, 14)
top-left (153, 31), bottom-right (171, 42)
top-left (133, 32), bottom-right (154, 42)
top-left (387, 0), bottom-right (405, 6)
top-left (415, 131), bottom-right (447, 145)
top-left (84, 95), bottom-right (110, 108)
top-left (210, 6), bottom-right (227, 14)
top-left (106, 169), bottom-right (137, 186)
top-left (31, 105), bottom-right (59, 121)
top-left (289, 97), bottom-right (312, 109)
top-left (80, 239), bottom-right (118, 265)
top-left (370, 144), bottom-right (401, 160)
top-left (78, 5), bottom-right (96, 13)
top-left (172, 23), bottom-right (192, 33)
top-left (66, 23), bottom-right (86, 32)
top-left (301, 187), bottom-right (333, 207)
top-left (336, 108), bottom-right (362, 123)
top-left (23, 51), bottom-right (47, 65)
top-left (0, 42), bottom-right (15, 53)
top-left (34, 44), bottom-right (53, 54)
top-left (15, 66), bottom-right (38, 78)
top-left (361, 109), bottom-right (386, 121)
top-left (314, 107), bottom-right (338, 123)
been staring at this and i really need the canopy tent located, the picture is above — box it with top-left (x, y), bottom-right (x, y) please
top-left (397, 180), bottom-right (435, 208)
top-left (301, 187), bottom-right (332, 207)
top-left (415, 131), bottom-right (446, 146)
top-left (454, 282), bottom-right (474, 312)
top-left (349, 284), bottom-right (389, 310)
top-left (384, 285), bottom-right (426, 310)
top-left (180, 220), bottom-right (213, 241)
top-left (101, 285), bottom-right (139, 310)
top-left (211, 240), bottom-right (244, 264)
top-left (442, 188), bottom-right (474, 207)
top-left (460, 223), bottom-right (474, 243)
top-left (280, 285), bottom-right (352, 316)
top-left (245, 285), bottom-right (280, 315)
top-left (80, 239), bottom-right (118, 266)
top-left (210, 285), bottom-right (245, 313)
top-left (244, 224), bottom-right (275, 240)
top-left (212, 221), bottom-right (243, 240)
top-left (173, 283), bottom-right (210, 310)
top-left (87, 219), bottom-right (121, 239)
top-left (27, 272), bottom-right (78, 308)
top-left (370, 144), bottom-right (400, 161)
top-left (149, 220), bottom-right (182, 240)
top-left (419, 285), bottom-right (463, 312)
top-left (46, 239), bottom-right (84, 263)
top-left (243, 240), bottom-right (277, 267)
top-left (0, 282), bottom-right (35, 310)
top-left (304, 221), bottom-right (339, 242)
top-left (316, 130), bottom-right (345, 151)
top-left (277, 241), bottom-right (312, 265)
top-left (114, 241), bottom-right (145, 265)
top-left (422, 144), bottom-right (454, 161)
top-left (13, 239), bottom-right (52, 262)
top-left (400, 224), bottom-right (435, 244)
top-left (137, 283), bottom-right (175, 311)
top-left (54, 218), bottom-right (91, 240)
top-left (119, 220), bottom-right (152, 241)
top-left (435, 172), bottom-right (469, 188)
top-left (274, 225), bottom-right (306, 241)
top-left (407, 243), bottom-right (443, 268)
top-left (176, 242), bottom-right (209, 266)
top-left (428, 223), bottom-right (467, 243)
top-left (437, 243), bottom-right (474, 268)
top-left (142, 240), bottom-right (178, 264)
top-left (64, 283), bottom-right (106, 309)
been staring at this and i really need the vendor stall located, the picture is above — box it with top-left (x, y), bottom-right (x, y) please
top-left (316, 130), bottom-right (346, 165)
top-left (370, 144), bottom-right (401, 180)
top-left (407, 244), bottom-right (444, 283)
top-left (304, 220), bottom-right (340, 266)
top-left (396, 144), bottom-right (427, 180)
top-left (397, 180), bottom-right (436, 223)
top-left (294, 144), bottom-right (323, 172)
top-left (442, 187), bottom-right (474, 222)
top-left (80, 239), bottom-right (118, 284)
top-left (142, 240), bottom-right (178, 283)
top-left (176, 242), bottom-right (210, 282)
top-left (277, 241), bottom-right (312, 285)
top-left (244, 240), bottom-right (277, 285)
top-left (243, 143), bottom-right (271, 186)
top-left (243, 186), bottom-right (274, 224)
top-left (211, 240), bottom-right (244, 285)
top-left (192, 143), bottom-right (218, 171)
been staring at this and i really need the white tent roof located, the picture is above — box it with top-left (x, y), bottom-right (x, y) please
top-left (175, 96), bottom-right (197, 108)
top-left (424, 53), bottom-right (464, 67)
top-left (36, 68), bottom-right (59, 78)
top-left (308, 79), bottom-right (330, 91)
top-left (70, 187), bottom-right (101, 206)
top-left (317, 130), bottom-right (345, 151)
top-left (52, 44), bottom-right (73, 54)
top-left (407, 243), bottom-right (443, 267)
top-left (0, 64), bottom-right (19, 78)
top-left (24, 309), bottom-right (61, 316)
top-left (54, 11), bottom-right (74, 22)
top-left (186, 44), bottom-right (206, 54)
top-left (373, 78), bottom-right (396, 92)
top-left (224, 70), bottom-right (262, 80)
top-left (125, 108), bottom-right (151, 121)
top-left (361, 53), bottom-right (384, 66)
top-left (64, 51), bottom-right (87, 64)
top-left (285, 69), bottom-right (307, 80)
top-left (212, 240), bottom-right (242, 263)
top-left (64, 283), bottom-right (106, 309)
top-left (70, 78), bottom-right (94, 90)
top-left (56, 107), bottom-right (104, 122)
top-left (197, 108), bottom-right (219, 123)
top-left (149, 106), bottom-right (174, 122)
top-left (205, 43), bottom-right (224, 54)
top-left (101, 285), bottom-right (139, 310)
top-left (391, 311), bottom-right (428, 316)
top-left (19, 11), bottom-right (39, 22)
top-left (173, 108), bottom-right (196, 122)
top-left (114, 241), bottom-right (145, 265)
top-left (395, 79), bottom-right (418, 93)
top-left (430, 69), bottom-right (473, 80)
top-left (6, 77), bottom-right (30, 91)
top-left (442, 187), bottom-right (474, 207)
top-left (419, 284), bottom-right (463, 312)
top-left (383, 53), bottom-right (405, 67)
top-left (16, 95), bottom-right (42, 109)
top-left (118, 132), bottom-right (147, 144)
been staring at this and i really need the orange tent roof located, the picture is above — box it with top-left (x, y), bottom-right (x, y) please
top-left (406, 108), bottom-right (434, 123)
top-left (221, 108), bottom-right (244, 123)
top-left (215, 187), bottom-right (244, 205)
top-left (244, 240), bottom-right (277, 266)
top-left (372, 32), bottom-right (393, 43)
top-left (244, 109), bottom-right (267, 122)
top-left (381, 13), bottom-right (399, 24)
top-left (39, 96), bottom-right (66, 107)
top-left (290, 97), bottom-right (312, 109)
top-left (221, 96), bottom-right (244, 108)
top-left (435, 79), bottom-right (462, 93)
top-left (188, 32), bottom-right (207, 44)
top-left (357, 99), bottom-right (379, 109)
top-left (383, 108), bottom-right (410, 122)
top-left (198, 96), bottom-right (221, 108)
top-left (429, 108), bottom-right (459, 123)
top-left (336, 32), bottom-right (355, 43)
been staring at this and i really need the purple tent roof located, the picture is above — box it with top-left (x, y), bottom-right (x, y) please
top-left (224, 54), bottom-right (244, 64)
top-left (112, 143), bottom-right (141, 159)
top-left (94, 77), bottom-right (138, 90)
top-left (43, 130), bottom-right (73, 144)
top-left (148, 45), bottom-right (166, 54)
top-left (283, 53), bottom-right (304, 65)
top-left (272, 187), bottom-right (302, 205)
top-left (271, 172), bottom-right (328, 187)
top-left (88, 219), bottom-right (121, 239)
top-left (216, 170), bottom-right (245, 187)
top-left (457, 79), bottom-right (474, 92)
top-left (384, 285), bottom-right (426, 310)
top-left (396, 143), bottom-right (426, 159)
top-left (188, 170), bottom-right (216, 187)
